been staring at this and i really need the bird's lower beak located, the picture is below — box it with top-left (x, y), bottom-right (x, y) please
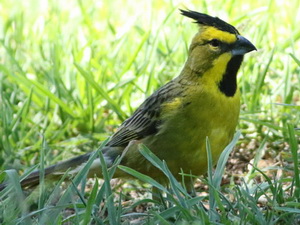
top-left (232, 35), bottom-right (257, 56)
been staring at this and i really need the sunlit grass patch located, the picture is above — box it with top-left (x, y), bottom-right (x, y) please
top-left (0, 0), bottom-right (299, 224)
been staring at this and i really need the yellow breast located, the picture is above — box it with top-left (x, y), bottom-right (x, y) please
top-left (139, 84), bottom-right (240, 178)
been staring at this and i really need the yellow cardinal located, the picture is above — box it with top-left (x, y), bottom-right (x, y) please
top-left (0, 10), bottom-right (256, 191)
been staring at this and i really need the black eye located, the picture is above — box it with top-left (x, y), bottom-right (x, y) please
top-left (209, 39), bottom-right (220, 47)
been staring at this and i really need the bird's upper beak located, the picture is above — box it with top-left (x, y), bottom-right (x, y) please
top-left (232, 35), bottom-right (257, 56)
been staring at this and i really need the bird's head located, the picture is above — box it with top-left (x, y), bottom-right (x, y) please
top-left (181, 10), bottom-right (256, 96)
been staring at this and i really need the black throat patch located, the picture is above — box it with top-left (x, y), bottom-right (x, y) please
top-left (218, 55), bottom-right (244, 97)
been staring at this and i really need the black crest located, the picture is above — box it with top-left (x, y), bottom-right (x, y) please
top-left (180, 9), bottom-right (239, 35)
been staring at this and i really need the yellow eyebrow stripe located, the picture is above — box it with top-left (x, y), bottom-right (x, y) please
top-left (200, 26), bottom-right (237, 44)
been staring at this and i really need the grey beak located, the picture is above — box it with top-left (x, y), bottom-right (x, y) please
top-left (232, 35), bottom-right (257, 56)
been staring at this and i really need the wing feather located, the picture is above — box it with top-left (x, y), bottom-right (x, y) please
top-left (106, 80), bottom-right (184, 147)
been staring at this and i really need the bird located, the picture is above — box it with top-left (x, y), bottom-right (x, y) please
top-left (0, 10), bottom-right (256, 192)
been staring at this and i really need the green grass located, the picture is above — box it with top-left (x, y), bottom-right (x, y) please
top-left (0, 0), bottom-right (300, 224)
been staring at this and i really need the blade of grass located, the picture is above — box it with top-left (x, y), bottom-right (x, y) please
top-left (74, 63), bottom-right (126, 120)
top-left (118, 165), bottom-right (167, 193)
top-left (287, 124), bottom-right (300, 200)
top-left (82, 179), bottom-right (99, 225)
top-left (98, 149), bottom-right (118, 225)
top-left (38, 136), bottom-right (47, 211)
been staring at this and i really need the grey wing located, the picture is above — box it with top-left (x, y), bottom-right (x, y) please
top-left (106, 95), bottom-right (162, 147)
top-left (106, 80), bottom-right (184, 147)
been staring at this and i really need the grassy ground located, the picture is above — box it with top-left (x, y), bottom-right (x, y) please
top-left (0, 0), bottom-right (299, 224)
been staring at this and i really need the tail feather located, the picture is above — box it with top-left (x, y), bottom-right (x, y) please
top-left (0, 145), bottom-right (126, 191)
top-left (0, 152), bottom-right (93, 191)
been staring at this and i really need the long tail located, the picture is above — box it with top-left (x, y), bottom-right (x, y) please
top-left (0, 152), bottom-right (93, 191)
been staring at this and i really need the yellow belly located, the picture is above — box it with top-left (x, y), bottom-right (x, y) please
top-left (121, 87), bottom-right (240, 181)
